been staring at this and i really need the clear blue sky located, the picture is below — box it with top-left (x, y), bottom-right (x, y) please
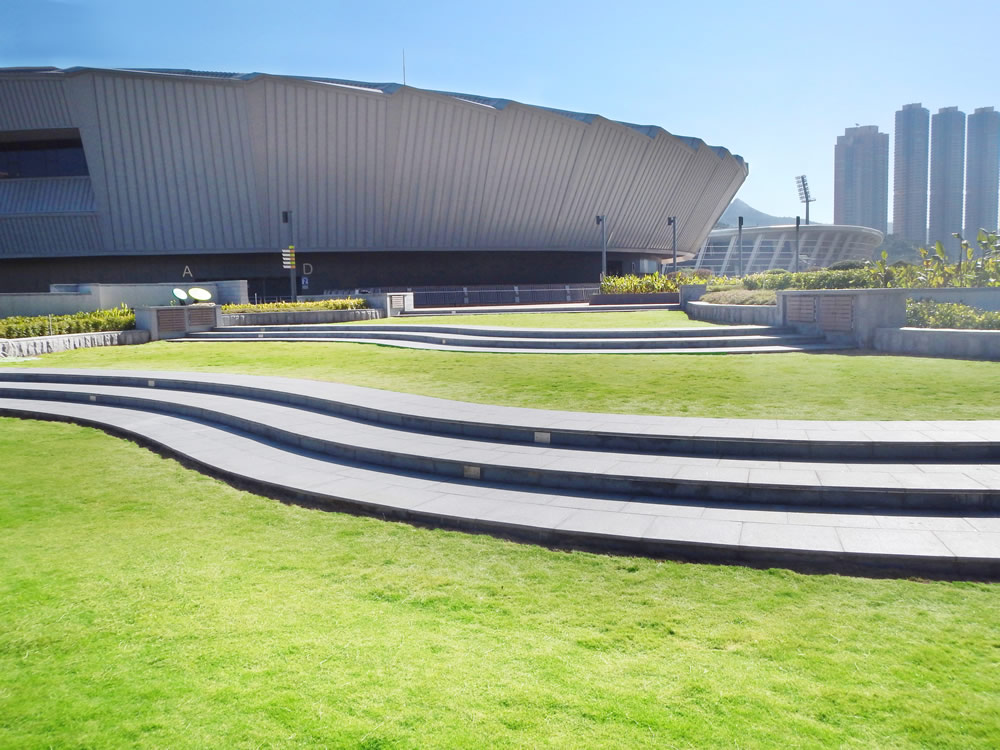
top-left (4, 0), bottom-right (998, 224)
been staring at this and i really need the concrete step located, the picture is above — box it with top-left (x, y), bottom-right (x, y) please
top-left (176, 334), bottom-right (842, 355)
top-left (204, 323), bottom-right (795, 340)
top-left (3, 379), bottom-right (999, 513)
top-left (5, 369), bottom-right (996, 462)
top-left (1, 387), bottom-right (997, 579)
top-left (186, 328), bottom-right (828, 351)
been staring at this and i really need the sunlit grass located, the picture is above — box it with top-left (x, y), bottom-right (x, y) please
top-left (2, 418), bottom-right (998, 748)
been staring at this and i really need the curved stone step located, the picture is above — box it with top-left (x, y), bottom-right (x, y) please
top-left (211, 323), bottom-right (793, 340)
top-left (188, 329), bottom-right (826, 350)
top-left (1, 394), bottom-right (997, 579)
top-left (4, 369), bottom-right (999, 462)
top-left (3, 379), bottom-right (999, 512)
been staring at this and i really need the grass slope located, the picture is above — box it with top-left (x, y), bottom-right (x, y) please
top-left (1, 418), bottom-right (998, 748)
top-left (6, 341), bottom-right (1000, 421)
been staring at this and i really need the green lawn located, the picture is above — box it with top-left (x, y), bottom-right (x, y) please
top-left (350, 310), bottom-right (716, 328)
top-left (1, 418), bottom-right (997, 748)
top-left (6, 341), bottom-right (1000, 421)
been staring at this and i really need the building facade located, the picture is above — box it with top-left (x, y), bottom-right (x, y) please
top-left (964, 106), bottom-right (1000, 241)
top-left (834, 125), bottom-right (889, 234)
top-left (893, 103), bottom-right (929, 246)
top-left (928, 106), bottom-right (967, 256)
top-left (0, 67), bottom-right (748, 296)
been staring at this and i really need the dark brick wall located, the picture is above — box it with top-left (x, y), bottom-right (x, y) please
top-left (0, 250), bottom-right (657, 296)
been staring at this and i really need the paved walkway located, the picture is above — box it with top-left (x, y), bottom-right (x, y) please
top-left (1, 369), bottom-right (997, 578)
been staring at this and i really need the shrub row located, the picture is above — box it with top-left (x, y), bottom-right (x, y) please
top-left (906, 299), bottom-right (1000, 330)
top-left (599, 270), bottom-right (716, 294)
top-left (699, 289), bottom-right (777, 306)
top-left (0, 307), bottom-right (136, 339)
top-left (741, 268), bottom-right (873, 290)
top-left (221, 298), bottom-right (368, 313)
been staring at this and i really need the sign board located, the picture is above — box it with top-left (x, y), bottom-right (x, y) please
top-left (281, 244), bottom-right (296, 269)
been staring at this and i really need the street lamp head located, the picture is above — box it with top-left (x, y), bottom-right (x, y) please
top-left (667, 216), bottom-right (675, 226)
top-left (596, 215), bottom-right (604, 226)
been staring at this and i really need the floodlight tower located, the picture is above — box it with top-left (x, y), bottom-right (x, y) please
top-left (796, 175), bottom-right (815, 225)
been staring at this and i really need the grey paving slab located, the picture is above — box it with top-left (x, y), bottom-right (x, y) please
top-left (934, 532), bottom-right (1000, 559)
top-left (836, 528), bottom-right (955, 557)
top-left (740, 522), bottom-right (844, 553)
top-left (555, 509), bottom-right (656, 539)
top-left (645, 516), bottom-right (743, 546)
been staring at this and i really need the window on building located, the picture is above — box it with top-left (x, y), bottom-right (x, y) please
top-left (0, 130), bottom-right (88, 179)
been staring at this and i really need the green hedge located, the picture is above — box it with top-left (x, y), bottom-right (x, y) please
top-left (699, 289), bottom-right (777, 306)
top-left (906, 299), bottom-right (1000, 330)
top-left (221, 298), bottom-right (368, 313)
top-left (599, 271), bottom-right (718, 294)
top-left (741, 268), bottom-right (873, 290)
top-left (0, 307), bottom-right (136, 339)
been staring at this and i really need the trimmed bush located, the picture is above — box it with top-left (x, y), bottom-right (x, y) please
top-left (599, 271), bottom-right (722, 295)
top-left (0, 307), bottom-right (136, 339)
top-left (906, 299), bottom-right (1000, 330)
top-left (700, 289), bottom-right (777, 306)
top-left (827, 259), bottom-right (868, 270)
top-left (221, 298), bottom-right (368, 313)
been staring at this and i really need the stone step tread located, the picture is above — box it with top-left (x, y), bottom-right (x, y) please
top-left (8, 369), bottom-right (999, 449)
top-left (195, 332), bottom-right (818, 346)
top-left (4, 382), bottom-right (999, 502)
top-left (177, 335), bottom-right (837, 355)
top-left (2, 397), bottom-right (996, 577)
top-left (209, 323), bottom-right (790, 336)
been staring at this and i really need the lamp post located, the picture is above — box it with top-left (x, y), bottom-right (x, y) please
top-left (668, 216), bottom-right (677, 274)
top-left (596, 215), bottom-right (607, 281)
top-left (795, 216), bottom-right (801, 273)
top-left (282, 210), bottom-right (297, 302)
top-left (796, 175), bottom-right (815, 226)
top-left (737, 216), bottom-right (744, 277)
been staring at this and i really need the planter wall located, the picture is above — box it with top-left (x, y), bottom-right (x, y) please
top-left (874, 327), bottom-right (1000, 360)
top-left (220, 309), bottom-right (382, 326)
top-left (589, 292), bottom-right (679, 305)
top-left (0, 329), bottom-right (149, 358)
top-left (685, 301), bottom-right (779, 326)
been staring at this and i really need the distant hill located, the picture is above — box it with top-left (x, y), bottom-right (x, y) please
top-left (716, 198), bottom-right (798, 228)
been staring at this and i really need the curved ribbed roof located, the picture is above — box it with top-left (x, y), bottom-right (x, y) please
top-left (27, 66), bottom-right (744, 166)
top-left (1, 65), bottom-right (748, 261)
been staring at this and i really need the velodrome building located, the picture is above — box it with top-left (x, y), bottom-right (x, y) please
top-left (0, 67), bottom-right (748, 296)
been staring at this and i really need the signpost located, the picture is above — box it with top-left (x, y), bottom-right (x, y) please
top-left (281, 245), bottom-right (296, 302)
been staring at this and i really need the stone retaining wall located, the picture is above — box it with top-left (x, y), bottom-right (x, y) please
top-left (685, 301), bottom-right (780, 326)
top-left (874, 327), bottom-right (1000, 360)
top-left (0, 329), bottom-right (150, 358)
top-left (220, 309), bottom-right (383, 325)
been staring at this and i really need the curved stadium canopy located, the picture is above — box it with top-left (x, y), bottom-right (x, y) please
top-left (0, 67), bottom-right (748, 293)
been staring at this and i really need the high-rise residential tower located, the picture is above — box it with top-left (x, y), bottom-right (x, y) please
top-left (893, 103), bottom-right (929, 245)
top-left (928, 106), bottom-right (967, 256)
top-left (834, 125), bottom-right (889, 233)
top-left (964, 106), bottom-right (1000, 241)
